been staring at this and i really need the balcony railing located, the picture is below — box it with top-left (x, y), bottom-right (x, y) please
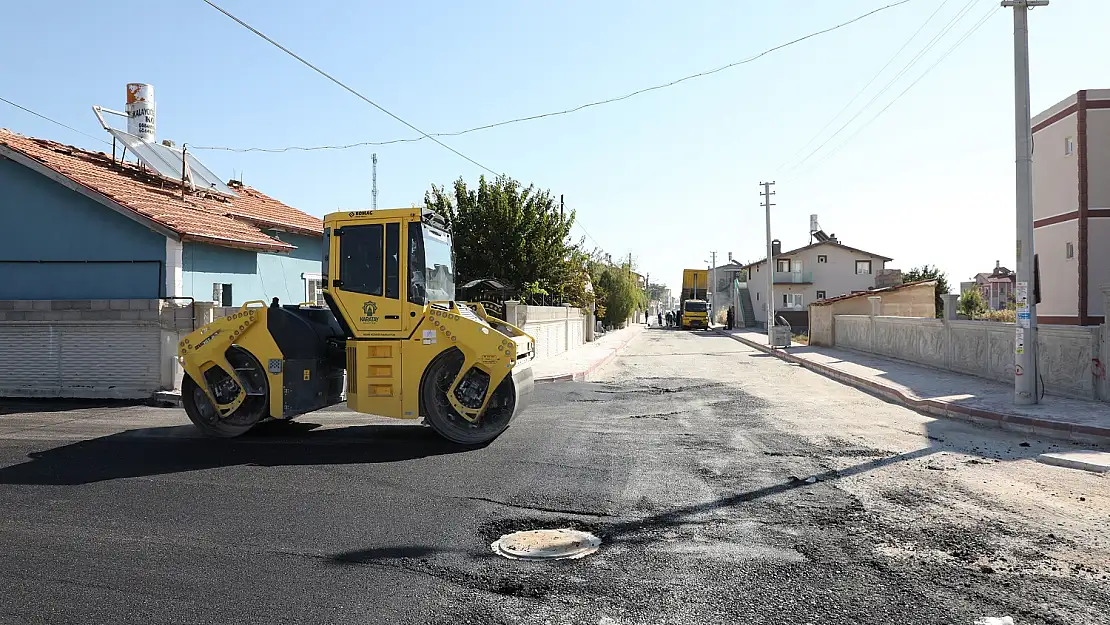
top-left (773, 271), bottom-right (813, 284)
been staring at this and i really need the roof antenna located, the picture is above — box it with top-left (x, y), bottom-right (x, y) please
top-left (181, 143), bottom-right (187, 201)
top-left (371, 152), bottom-right (378, 210)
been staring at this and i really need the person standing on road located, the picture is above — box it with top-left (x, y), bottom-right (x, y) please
top-left (657, 311), bottom-right (663, 326)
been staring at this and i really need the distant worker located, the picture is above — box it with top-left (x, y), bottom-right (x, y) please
top-left (657, 311), bottom-right (663, 326)
top-left (665, 311), bottom-right (673, 327)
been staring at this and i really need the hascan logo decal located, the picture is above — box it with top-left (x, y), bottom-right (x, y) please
top-left (360, 300), bottom-right (379, 323)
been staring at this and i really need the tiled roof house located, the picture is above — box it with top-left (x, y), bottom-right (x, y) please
top-left (0, 129), bottom-right (324, 306)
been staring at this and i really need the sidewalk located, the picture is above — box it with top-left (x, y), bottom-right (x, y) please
top-left (531, 324), bottom-right (646, 383)
top-left (716, 328), bottom-right (1110, 445)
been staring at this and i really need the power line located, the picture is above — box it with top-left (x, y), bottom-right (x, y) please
top-left (193, 137), bottom-right (423, 152)
top-left (789, 4), bottom-right (1001, 182)
top-left (782, 0), bottom-right (980, 176)
top-left (193, 0), bottom-right (916, 154)
top-left (0, 96), bottom-right (111, 146)
top-left (199, 0), bottom-right (497, 176)
top-left (774, 0), bottom-right (953, 173)
top-left (200, 0), bottom-right (613, 257)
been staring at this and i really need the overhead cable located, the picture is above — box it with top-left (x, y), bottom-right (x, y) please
top-left (782, 0), bottom-right (981, 176)
top-left (0, 97), bottom-right (111, 146)
top-left (193, 0), bottom-right (916, 154)
top-left (788, 4), bottom-right (1001, 182)
top-left (774, 0), bottom-right (954, 174)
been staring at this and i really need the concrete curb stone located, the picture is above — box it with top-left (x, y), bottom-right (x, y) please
top-left (713, 329), bottom-right (1110, 446)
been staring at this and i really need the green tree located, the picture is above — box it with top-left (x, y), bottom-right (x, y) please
top-left (902, 264), bottom-right (951, 318)
top-left (424, 175), bottom-right (588, 306)
top-left (958, 288), bottom-right (987, 320)
top-left (646, 283), bottom-right (668, 303)
top-left (584, 250), bottom-right (644, 326)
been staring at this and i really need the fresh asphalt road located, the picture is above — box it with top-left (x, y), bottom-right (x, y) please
top-left (0, 329), bottom-right (1107, 625)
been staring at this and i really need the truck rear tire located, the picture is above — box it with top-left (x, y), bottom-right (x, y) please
top-left (421, 348), bottom-right (516, 446)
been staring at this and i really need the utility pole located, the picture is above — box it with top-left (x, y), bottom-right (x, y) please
top-left (371, 153), bottom-right (378, 210)
top-left (761, 181), bottom-right (776, 343)
top-left (1003, 0), bottom-right (1046, 405)
top-left (709, 251), bottom-right (717, 318)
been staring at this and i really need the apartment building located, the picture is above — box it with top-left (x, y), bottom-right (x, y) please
top-left (1031, 89), bottom-right (1110, 325)
top-left (741, 238), bottom-right (892, 328)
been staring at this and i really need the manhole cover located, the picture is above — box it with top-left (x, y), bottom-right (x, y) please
top-left (491, 528), bottom-right (602, 561)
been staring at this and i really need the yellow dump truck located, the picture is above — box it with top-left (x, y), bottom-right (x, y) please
top-left (176, 208), bottom-right (535, 445)
top-left (680, 268), bottom-right (710, 330)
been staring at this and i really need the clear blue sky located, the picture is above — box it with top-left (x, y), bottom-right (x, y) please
top-left (3, 0), bottom-right (1108, 298)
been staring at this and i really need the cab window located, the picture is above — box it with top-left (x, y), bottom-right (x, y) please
top-left (408, 222), bottom-right (426, 305)
top-left (338, 224), bottom-right (383, 296)
top-left (385, 222), bottom-right (400, 299)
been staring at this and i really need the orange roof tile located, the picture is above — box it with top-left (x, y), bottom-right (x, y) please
top-left (0, 129), bottom-right (322, 252)
top-left (220, 182), bottom-right (323, 236)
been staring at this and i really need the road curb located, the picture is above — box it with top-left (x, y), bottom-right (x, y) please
top-left (148, 390), bottom-right (183, 408)
top-left (714, 329), bottom-right (1110, 446)
top-left (535, 326), bottom-right (645, 384)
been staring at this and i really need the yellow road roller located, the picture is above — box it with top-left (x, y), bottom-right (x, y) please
top-left (176, 208), bottom-right (536, 445)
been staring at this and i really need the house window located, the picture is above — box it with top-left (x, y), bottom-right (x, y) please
top-left (1066, 241), bottom-right (1074, 259)
top-left (212, 283), bottom-right (233, 307)
top-left (776, 259), bottom-right (792, 272)
top-left (1065, 136), bottom-right (1075, 156)
top-left (303, 273), bottom-right (325, 306)
top-left (782, 293), bottom-right (803, 309)
top-left (817, 255), bottom-right (828, 263)
top-left (855, 260), bottom-right (872, 275)
top-left (816, 290), bottom-right (826, 300)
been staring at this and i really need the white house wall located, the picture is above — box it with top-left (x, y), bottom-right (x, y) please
top-left (746, 243), bottom-right (888, 323)
top-left (1032, 220), bottom-right (1079, 318)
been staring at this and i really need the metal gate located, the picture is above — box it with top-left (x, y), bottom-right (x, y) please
top-left (0, 321), bottom-right (163, 399)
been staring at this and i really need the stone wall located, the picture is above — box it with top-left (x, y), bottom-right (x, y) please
top-left (503, 303), bottom-right (589, 361)
top-left (0, 299), bottom-right (200, 399)
top-left (832, 313), bottom-right (1104, 401)
top-left (808, 282), bottom-right (936, 347)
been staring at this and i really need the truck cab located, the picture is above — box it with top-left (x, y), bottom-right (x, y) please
top-left (681, 299), bottom-right (710, 330)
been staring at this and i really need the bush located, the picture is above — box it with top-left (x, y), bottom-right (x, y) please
top-left (959, 288), bottom-right (987, 320)
top-left (981, 308), bottom-right (1016, 323)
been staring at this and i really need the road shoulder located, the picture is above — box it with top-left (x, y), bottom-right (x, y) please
top-left (715, 328), bottom-right (1110, 446)
top-left (532, 324), bottom-right (645, 383)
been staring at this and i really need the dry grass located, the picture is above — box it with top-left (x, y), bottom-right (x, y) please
top-left (979, 309), bottom-right (1016, 323)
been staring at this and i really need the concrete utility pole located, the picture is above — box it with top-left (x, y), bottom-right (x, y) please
top-left (1003, 0), bottom-right (1047, 405)
top-left (709, 251), bottom-right (717, 315)
top-left (761, 181), bottom-right (776, 343)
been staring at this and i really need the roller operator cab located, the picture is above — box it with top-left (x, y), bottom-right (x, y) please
top-left (177, 208), bottom-right (536, 445)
